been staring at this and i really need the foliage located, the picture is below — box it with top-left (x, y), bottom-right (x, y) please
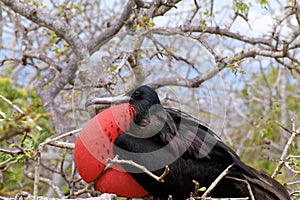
top-left (232, 67), bottom-right (299, 177)
top-left (0, 0), bottom-right (299, 199)
top-left (0, 72), bottom-right (53, 196)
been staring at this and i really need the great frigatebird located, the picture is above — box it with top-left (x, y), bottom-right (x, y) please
top-left (80, 85), bottom-right (290, 200)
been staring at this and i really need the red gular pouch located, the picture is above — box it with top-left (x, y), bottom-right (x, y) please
top-left (74, 103), bottom-right (148, 198)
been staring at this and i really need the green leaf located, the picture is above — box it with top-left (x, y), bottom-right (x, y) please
top-left (72, 4), bottom-right (83, 13)
top-left (256, 0), bottom-right (268, 10)
top-left (2, 179), bottom-right (18, 190)
top-left (204, 9), bottom-right (210, 16)
top-left (4, 171), bottom-right (16, 180)
top-left (61, 151), bottom-right (67, 158)
top-left (32, 130), bottom-right (52, 149)
top-left (23, 138), bottom-right (33, 149)
top-left (235, 1), bottom-right (249, 16)
top-left (61, 185), bottom-right (69, 194)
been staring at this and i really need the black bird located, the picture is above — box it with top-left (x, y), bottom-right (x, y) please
top-left (86, 85), bottom-right (290, 200)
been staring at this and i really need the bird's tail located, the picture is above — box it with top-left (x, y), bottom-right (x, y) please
top-left (239, 165), bottom-right (290, 200)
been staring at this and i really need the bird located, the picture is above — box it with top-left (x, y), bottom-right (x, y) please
top-left (74, 102), bottom-right (148, 198)
top-left (79, 85), bottom-right (290, 200)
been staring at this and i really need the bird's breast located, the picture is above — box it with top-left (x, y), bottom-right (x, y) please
top-left (74, 103), bottom-right (148, 198)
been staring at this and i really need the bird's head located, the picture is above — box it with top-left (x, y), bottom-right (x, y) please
top-left (75, 85), bottom-right (162, 197)
top-left (75, 86), bottom-right (161, 198)
top-left (86, 85), bottom-right (161, 124)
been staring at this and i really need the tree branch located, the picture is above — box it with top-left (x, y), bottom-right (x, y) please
top-left (201, 164), bottom-right (234, 198)
top-left (151, 47), bottom-right (287, 89)
top-left (272, 118), bottom-right (300, 178)
top-left (0, 191), bottom-right (117, 200)
top-left (153, 26), bottom-right (272, 46)
top-left (33, 129), bottom-right (80, 199)
top-left (0, 0), bottom-right (90, 74)
top-left (106, 155), bottom-right (170, 183)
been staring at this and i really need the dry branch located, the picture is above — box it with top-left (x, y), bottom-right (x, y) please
top-left (272, 118), bottom-right (300, 178)
top-left (106, 155), bottom-right (170, 183)
top-left (0, 191), bottom-right (116, 200)
top-left (33, 129), bottom-right (80, 200)
top-left (0, 1), bottom-right (89, 59)
top-left (1, 0), bottom-right (300, 199)
top-left (226, 177), bottom-right (255, 200)
top-left (201, 164), bottom-right (234, 198)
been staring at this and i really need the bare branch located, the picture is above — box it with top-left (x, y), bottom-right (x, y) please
top-left (0, 0), bottom-right (91, 81)
top-left (225, 177), bottom-right (255, 200)
top-left (272, 118), bottom-right (300, 178)
top-left (106, 155), bottom-right (170, 183)
top-left (201, 164), bottom-right (234, 198)
top-left (153, 26), bottom-right (272, 46)
top-left (284, 155), bottom-right (300, 174)
top-left (25, 170), bottom-right (64, 198)
top-left (33, 128), bottom-right (80, 199)
top-left (0, 191), bottom-right (117, 200)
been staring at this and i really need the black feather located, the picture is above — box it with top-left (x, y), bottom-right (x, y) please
top-left (113, 85), bottom-right (290, 200)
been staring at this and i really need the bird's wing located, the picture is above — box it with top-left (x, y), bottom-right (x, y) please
top-left (159, 108), bottom-right (239, 162)
top-left (163, 108), bottom-right (290, 199)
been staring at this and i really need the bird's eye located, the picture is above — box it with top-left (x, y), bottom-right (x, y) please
top-left (133, 90), bottom-right (141, 98)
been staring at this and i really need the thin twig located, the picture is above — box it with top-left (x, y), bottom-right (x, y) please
top-left (25, 170), bottom-right (64, 198)
top-left (200, 198), bottom-right (249, 200)
top-left (0, 148), bottom-right (20, 154)
top-left (284, 155), bottom-right (300, 174)
top-left (272, 118), bottom-right (300, 178)
top-left (192, 180), bottom-right (200, 197)
top-left (226, 177), bottom-right (255, 200)
top-left (106, 155), bottom-right (170, 182)
top-left (285, 180), bottom-right (300, 186)
top-left (68, 181), bottom-right (96, 198)
top-left (189, 180), bottom-right (250, 200)
top-left (0, 191), bottom-right (116, 200)
top-left (103, 155), bottom-right (119, 173)
top-left (34, 128), bottom-right (81, 200)
top-left (0, 94), bottom-right (42, 131)
top-left (201, 164), bottom-right (234, 198)
top-left (42, 128), bottom-right (81, 146)
top-left (33, 154), bottom-right (40, 200)
top-left (47, 141), bottom-right (75, 149)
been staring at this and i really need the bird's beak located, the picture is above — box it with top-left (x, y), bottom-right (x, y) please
top-left (85, 95), bottom-right (131, 108)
